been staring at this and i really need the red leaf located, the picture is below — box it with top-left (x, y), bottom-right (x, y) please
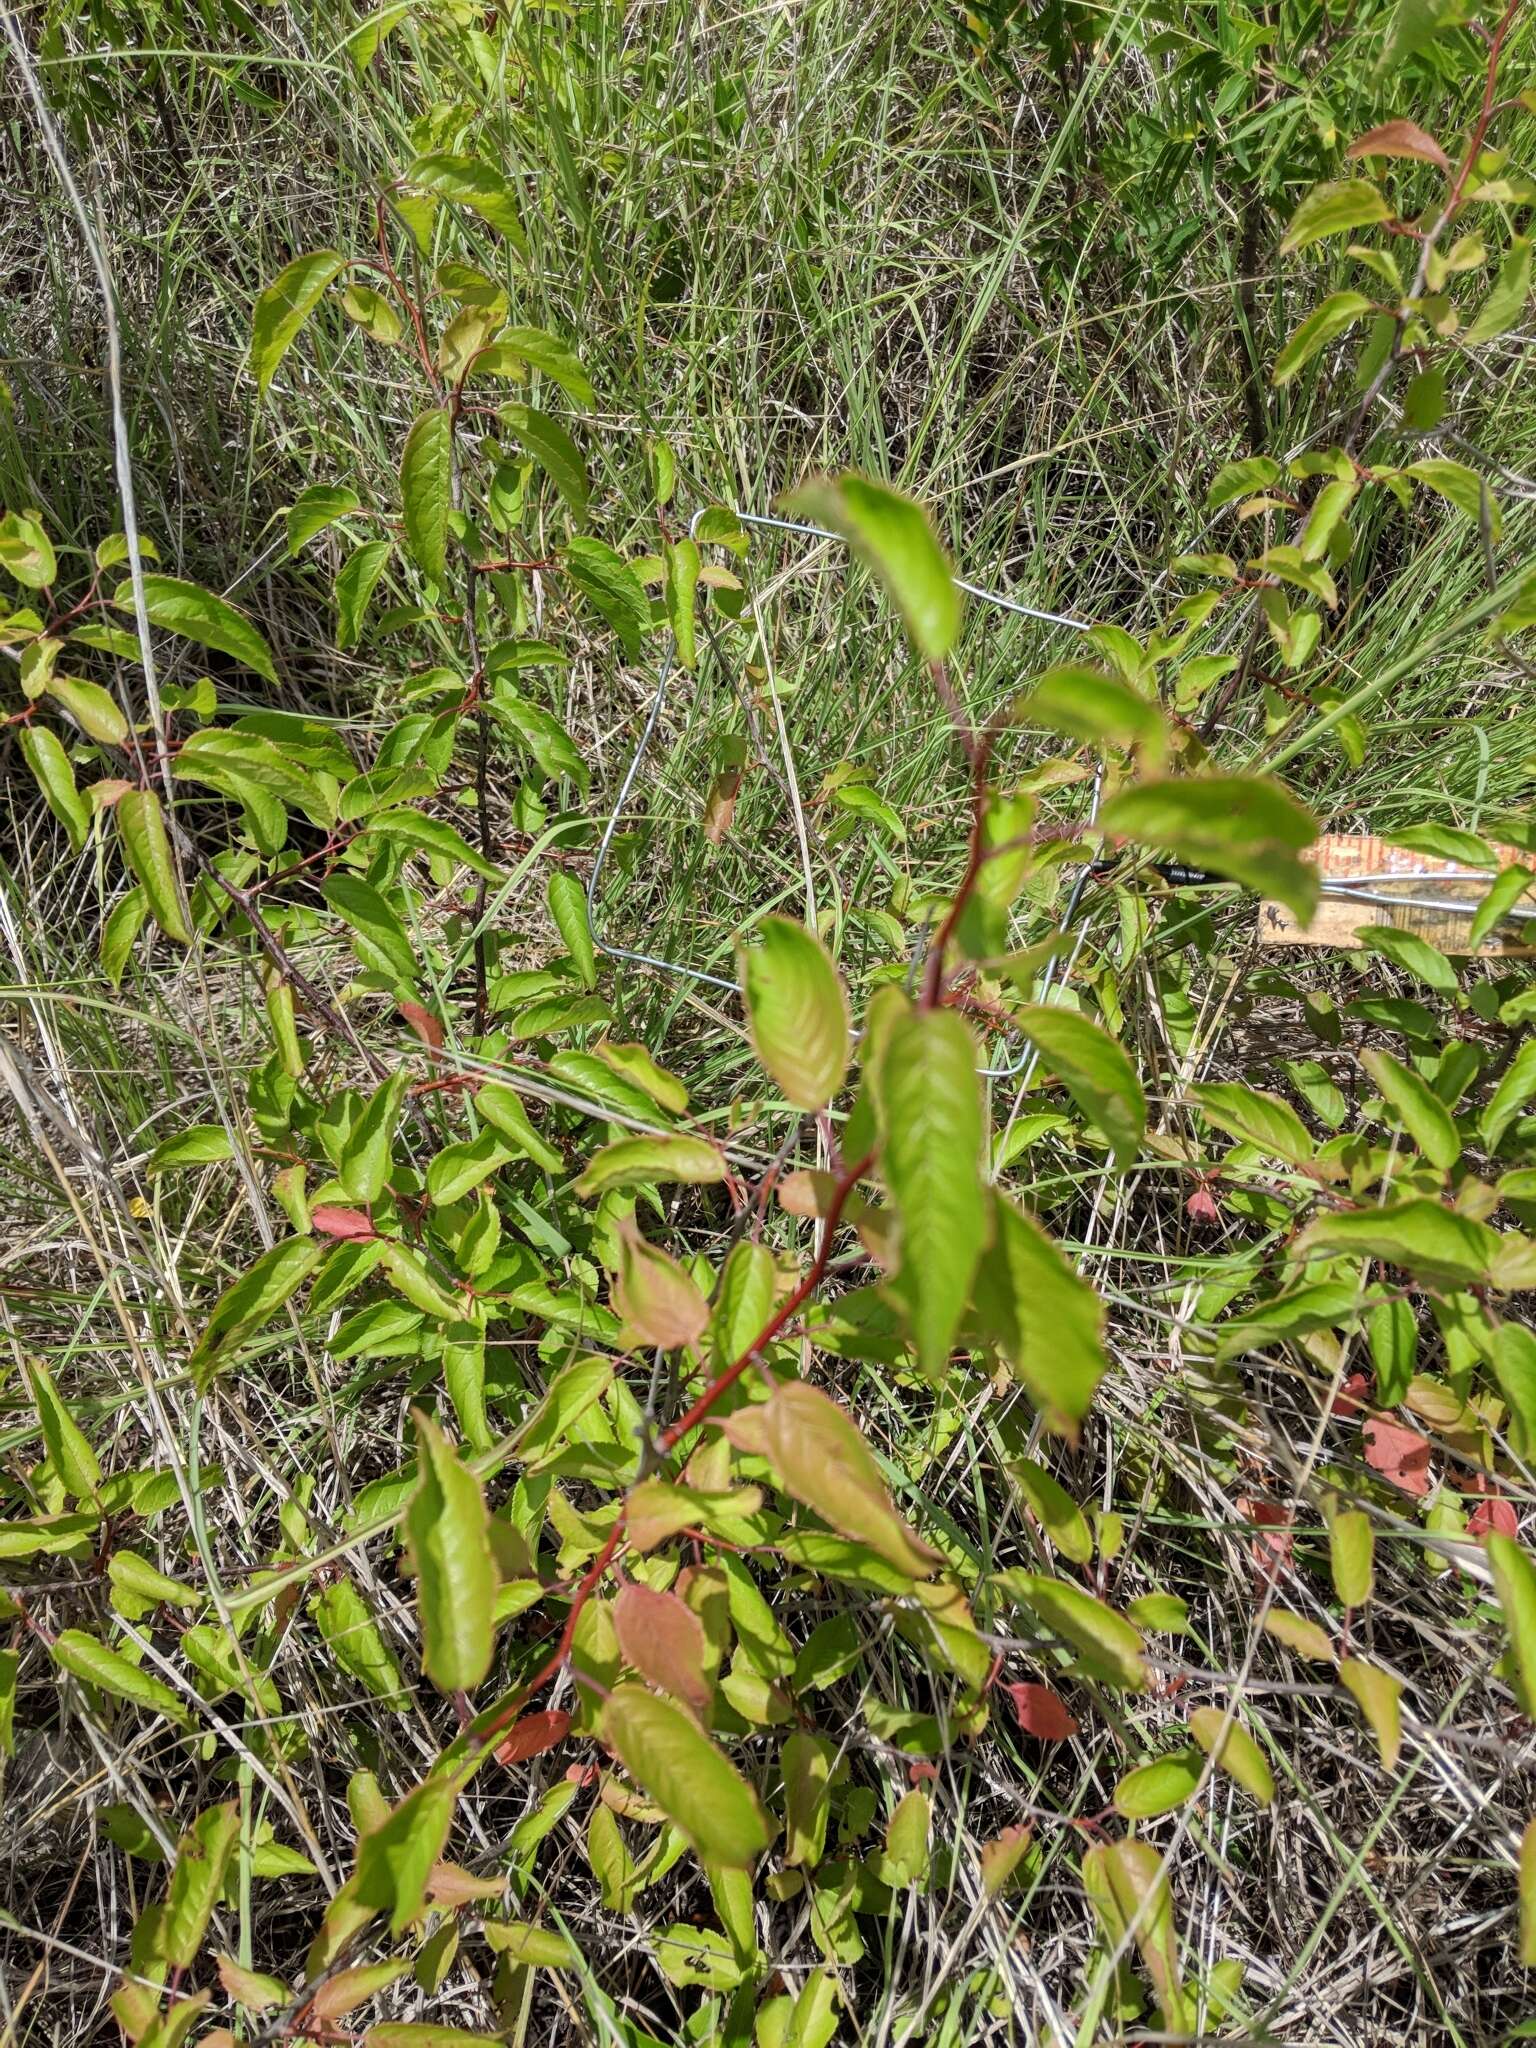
top-left (310, 1205), bottom-right (377, 1241)
top-left (1345, 119), bottom-right (1450, 170)
top-left (1002, 1681), bottom-right (1079, 1742)
top-left (1362, 1414), bottom-right (1432, 1497)
top-left (907, 1760), bottom-right (939, 1785)
top-left (1469, 1495), bottom-right (1519, 1544)
top-left (1238, 1497), bottom-right (1293, 1582)
top-left (1332, 1372), bottom-right (1371, 1418)
top-left (400, 998), bottom-right (444, 1051)
top-left (495, 1708), bottom-right (571, 1768)
top-left (1185, 1186), bottom-right (1221, 1228)
top-left (563, 1759), bottom-right (599, 1787)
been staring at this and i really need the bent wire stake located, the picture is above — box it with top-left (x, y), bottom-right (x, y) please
top-left (586, 505), bottom-right (1096, 1083)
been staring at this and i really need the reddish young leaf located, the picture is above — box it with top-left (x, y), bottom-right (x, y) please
top-left (1185, 1185), bottom-right (1221, 1228)
top-left (564, 1759), bottom-right (600, 1787)
top-left (1345, 119), bottom-right (1450, 170)
top-left (400, 998), bottom-right (444, 1051)
top-left (614, 1582), bottom-right (712, 1715)
top-left (1003, 1681), bottom-right (1079, 1742)
top-left (1331, 1372), bottom-right (1371, 1418)
top-left (310, 1204), bottom-right (377, 1241)
top-left (1469, 1494), bottom-right (1519, 1544)
top-left (907, 1760), bottom-right (939, 1785)
top-left (495, 1708), bottom-right (571, 1768)
top-left (1362, 1414), bottom-right (1432, 1497)
top-left (1239, 1498), bottom-right (1293, 1582)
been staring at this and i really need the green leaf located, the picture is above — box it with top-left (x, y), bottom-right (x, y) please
top-left (0, 510), bottom-right (56, 588)
top-left (1113, 1748), bottom-right (1203, 1819)
top-left (159, 1804), bottom-right (241, 1967)
top-left (337, 1070), bottom-right (407, 1205)
top-left (341, 282), bottom-right (404, 344)
top-left (1280, 180), bottom-right (1394, 255)
top-left (287, 483), bottom-right (361, 554)
top-left (489, 690), bottom-right (588, 791)
top-left (1482, 1039), bottom-right (1536, 1150)
top-left (175, 729), bottom-right (333, 825)
top-left (108, 1550), bottom-right (198, 1609)
top-left (342, 2), bottom-right (412, 72)
top-left (1015, 1005), bottom-right (1146, 1169)
top-left (191, 1236), bottom-right (323, 1380)
top-left (1012, 662), bottom-right (1166, 751)
top-left (475, 1082), bottom-right (563, 1173)
top-left (354, 1773), bottom-right (458, 1934)
top-left (562, 537), bottom-right (652, 658)
top-left (336, 539), bottom-right (393, 647)
top-left (118, 573), bottom-right (277, 683)
top-left (481, 1920), bottom-right (579, 1968)
top-left (1339, 1657), bottom-right (1402, 1769)
top-left (378, 1242), bottom-right (462, 1322)
top-left (710, 1239), bottom-right (775, 1367)
top-left (613, 1219), bottom-right (709, 1350)
top-left (972, 1194), bottom-right (1107, 1434)
top-left (739, 915), bottom-right (851, 1111)
top-left (1368, 1296), bottom-right (1418, 1405)
top-left (26, 1359), bottom-right (101, 1501)
top-left (1354, 922), bottom-right (1458, 995)
top-left (52, 1628), bottom-right (190, 1725)
top-left (1188, 1708), bottom-right (1275, 1807)
top-left (101, 887), bottom-right (149, 985)
top-left (485, 325), bottom-right (594, 405)
top-left (364, 806), bottom-right (500, 881)
top-left (572, 1133), bottom-right (725, 1198)
top-left (147, 1124), bottom-right (233, 1172)
top-left (1405, 457), bottom-right (1502, 539)
top-left (20, 725), bottom-right (90, 852)
top-left (43, 674), bottom-right (129, 747)
top-left (1382, 823), bottom-right (1497, 871)
top-left (1272, 292), bottom-right (1377, 385)
top-left (1466, 236), bottom-right (1532, 344)
top-left (322, 873), bottom-right (418, 983)
top-left (1081, 1838), bottom-right (1187, 2032)
top-left (1009, 1456), bottom-right (1092, 1563)
top-left (1328, 1509), bottom-right (1375, 1609)
top-left (601, 1684), bottom-right (769, 1867)
top-left (1493, 1321), bottom-right (1536, 1457)
top-left (1490, 1531), bottom-right (1536, 1718)
top-left (1101, 774), bottom-right (1319, 923)
top-left (1001, 1571), bottom-right (1149, 1688)
top-left (1207, 456), bottom-right (1283, 509)
top-left (312, 1576), bottom-right (407, 1706)
top-left (877, 1005), bottom-right (986, 1376)
top-left (116, 790), bottom-right (191, 944)
top-left (405, 1410), bottom-right (497, 1692)
top-left (250, 250), bottom-right (346, 398)
top-left (499, 402), bottom-right (587, 518)
top-left (1469, 863), bottom-right (1536, 949)
top-left (782, 1730), bottom-right (835, 1867)
top-left (1361, 1048), bottom-right (1460, 1169)
top-left (547, 868), bottom-right (596, 987)
top-left (786, 472), bottom-right (961, 663)
top-left (663, 537), bottom-right (700, 670)
top-left (1191, 1080), bottom-right (1315, 1164)
top-left (425, 1128), bottom-right (516, 1207)
top-left (1294, 1198), bottom-right (1498, 1287)
top-left (762, 1380), bottom-right (937, 1577)
top-left (406, 152), bottom-right (527, 248)
top-left (401, 408), bottom-right (452, 582)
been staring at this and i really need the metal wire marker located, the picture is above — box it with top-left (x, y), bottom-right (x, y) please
top-left (586, 505), bottom-right (1098, 1081)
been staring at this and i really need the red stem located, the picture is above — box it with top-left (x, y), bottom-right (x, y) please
top-left (471, 1144), bottom-right (877, 1752)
